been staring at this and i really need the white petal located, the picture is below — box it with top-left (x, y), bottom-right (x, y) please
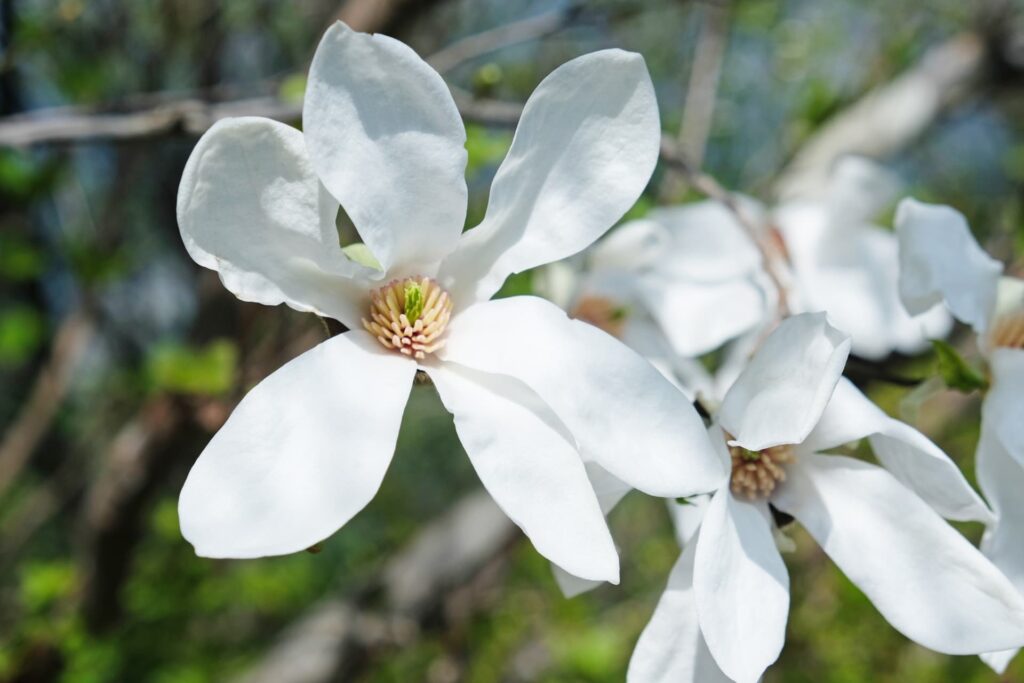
top-left (552, 463), bottom-right (632, 597)
top-left (304, 22), bottom-right (468, 275)
top-left (773, 454), bottom-right (1024, 654)
top-left (802, 377), bottom-right (991, 523)
top-left (589, 218), bottom-right (672, 272)
top-left (985, 348), bottom-right (1024, 468)
top-left (441, 296), bottom-right (724, 497)
top-left (178, 332), bottom-right (415, 558)
top-left (177, 117), bottom-right (368, 327)
top-left (639, 274), bottom-right (767, 357)
top-left (693, 489), bottom-right (789, 683)
top-left (648, 199), bottom-right (764, 282)
top-left (719, 312), bottom-right (851, 451)
top-left (824, 155), bottom-right (901, 226)
top-left (427, 362), bottom-right (618, 583)
top-left (439, 49), bottom-right (660, 304)
top-left (976, 411), bottom-right (1024, 672)
top-left (895, 198), bottom-right (1003, 332)
top-left (627, 540), bottom-right (733, 683)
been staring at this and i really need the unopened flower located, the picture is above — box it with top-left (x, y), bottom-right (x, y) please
top-left (896, 198), bottom-right (1024, 673)
top-left (174, 22), bottom-right (725, 581)
top-left (628, 313), bottom-right (1023, 683)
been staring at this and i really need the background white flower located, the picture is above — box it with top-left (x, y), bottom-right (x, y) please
top-left (175, 21), bottom-right (724, 583)
top-left (896, 197), bottom-right (1024, 673)
top-left (628, 313), bottom-right (1023, 683)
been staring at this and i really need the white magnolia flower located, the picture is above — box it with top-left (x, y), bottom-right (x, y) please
top-left (174, 22), bottom-right (724, 582)
top-left (896, 198), bottom-right (1024, 673)
top-left (627, 313), bottom-right (1023, 683)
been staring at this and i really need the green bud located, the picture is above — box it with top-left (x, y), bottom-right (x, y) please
top-left (404, 282), bottom-right (425, 323)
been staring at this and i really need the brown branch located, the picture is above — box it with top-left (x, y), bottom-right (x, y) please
top-left (0, 309), bottom-right (93, 497)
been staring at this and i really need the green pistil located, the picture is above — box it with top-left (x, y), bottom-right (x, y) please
top-left (404, 281), bottom-right (425, 323)
top-left (739, 448), bottom-right (761, 462)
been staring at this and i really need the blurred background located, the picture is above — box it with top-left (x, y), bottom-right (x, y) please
top-left (1, 0), bottom-right (1023, 681)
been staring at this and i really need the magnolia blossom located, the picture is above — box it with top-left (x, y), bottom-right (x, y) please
top-left (896, 198), bottom-right (1024, 673)
top-left (627, 313), bottom-right (1024, 683)
top-left (174, 22), bottom-right (724, 582)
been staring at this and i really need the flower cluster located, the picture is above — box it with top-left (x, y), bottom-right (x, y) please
top-left (175, 22), bottom-right (1024, 682)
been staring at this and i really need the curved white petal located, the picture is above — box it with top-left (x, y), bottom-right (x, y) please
top-left (773, 454), bottom-right (1024, 654)
top-left (802, 377), bottom-right (991, 523)
top-left (986, 349), bottom-right (1024, 468)
top-left (719, 312), bottom-right (851, 451)
top-left (823, 156), bottom-right (900, 226)
top-left (894, 198), bottom-right (1003, 332)
top-left (627, 540), bottom-right (733, 683)
top-left (178, 332), bottom-right (415, 558)
top-left (977, 412), bottom-right (1024, 673)
top-left (439, 49), bottom-right (660, 304)
top-left (304, 22), bottom-right (468, 275)
top-left (552, 463), bottom-right (632, 597)
top-left (639, 275), bottom-right (767, 357)
top-left (589, 218), bottom-right (672, 272)
top-left (428, 362), bottom-right (618, 583)
top-left (441, 296), bottom-right (724, 497)
top-left (694, 489), bottom-right (789, 683)
top-left (177, 117), bottom-right (369, 327)
top-left (649, 200), bottom-right (764, 282)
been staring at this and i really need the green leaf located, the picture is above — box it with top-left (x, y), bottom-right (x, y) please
top-left (931, 339), bottom-right (989, 393)
top-left (146, 339), bottom-right (238, 396)
top-left (0, 306), bottom-right (45, 366)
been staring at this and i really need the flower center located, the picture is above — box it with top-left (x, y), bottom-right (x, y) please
top-left (362, 277), bottom-right (453, 360)
top-left (728, 440), bottom-right (796, 499)
top-left (570, 296), bottom-right (629, 338)
top-left (991, 309), bottom-right (1024, 350)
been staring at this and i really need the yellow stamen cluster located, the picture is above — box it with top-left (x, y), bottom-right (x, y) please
top-left (571, 296), bottom-right (629, 338)
top-left (362, 277), bottom-right (453, 360)
top-left (729, 442), bottom-right (796, 499)
top-left (991, 310), bottom-right (1024, 350)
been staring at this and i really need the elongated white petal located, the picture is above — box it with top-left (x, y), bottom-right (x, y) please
top-left (304, 22), bottom-right (468, 275)
top-left (441, 296), bottom-right (724, 497)
top-left (439, 50), bottom-right (660, 304)
top-left (773, 454), bottom-right (1024, 654)
top-left (895, 198), bottom-right (1003, 332)
top-left (428, 362), bottom-right (618, 583)
top-left (639, 275), bottom-right (767, 357)
top-left (694, 489), bottom-right (789, 683)
top-left (986, 349), bottom-right (1024, 467)
top-left (977, 412), bottom-right (1024, 673)
top-left (552, 463), bottom-right (632, 597)
top-left (719, 312), bottom-right (850, 451)
top-left (628, 538), bottom-right (733, 683)
top-left (802, 377), bottom-right (991, 523)
top-left (589, 218), bottom-right (672, 272)
top-left (179, 332), bottom-right (415, 558)
top-left (823, 156), bottom-right (900, 226)
top-left (177, 117), bottom-right (368, 327)
top-left (648, 200), bottom-right (764, 282)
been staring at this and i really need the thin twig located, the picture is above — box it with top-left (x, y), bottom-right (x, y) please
top-left (427, 4), bottom-right (583, 74)
top-left (0, 309), bottom-right (93, 497)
